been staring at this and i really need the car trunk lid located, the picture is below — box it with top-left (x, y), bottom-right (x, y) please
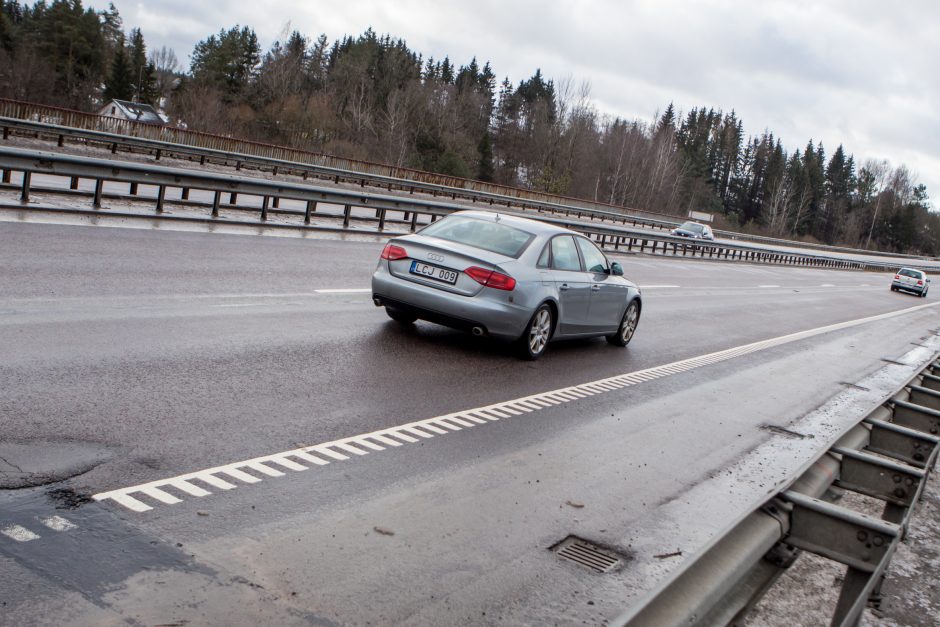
top-left (386, 237), bottom-right (513, 296)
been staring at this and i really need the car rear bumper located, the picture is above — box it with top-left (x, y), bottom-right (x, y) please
top-left (892, 281), bottom-right (925, 294)
top-left (371, 264), bottom-right (532, 340)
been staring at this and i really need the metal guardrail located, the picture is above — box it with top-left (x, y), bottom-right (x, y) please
top-left (1, 107), bottom-right (933, 263)
top-left (614, 356), bottom-right (940, 627)
top-left (0, 98), bottom-right (652, 216)
top-left (0, 115), bottom-right (681, 230)
top-left (0, 145), bottom-right (932, 274)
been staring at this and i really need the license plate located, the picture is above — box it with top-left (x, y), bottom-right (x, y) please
top-left (410, 261), bottom-right (459, 284)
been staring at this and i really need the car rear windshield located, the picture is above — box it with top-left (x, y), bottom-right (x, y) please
top-left (420, 216), bottom-right (535, 258)
top-left (898, 269), bottom-right (923, 278)
top-left (679, 222), bottom-right (705, 234)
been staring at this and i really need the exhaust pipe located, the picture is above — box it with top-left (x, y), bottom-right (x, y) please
top-left (373, 297), bottom-right (382, 307)
top-left (471, 326), bottom-right (485, 336)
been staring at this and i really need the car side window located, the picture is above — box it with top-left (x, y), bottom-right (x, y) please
top-left (537, 243), bottom-right (551, 268)
top-left (550, 236), bottom-right (582, 272)
top-left (575, 237), bottom-right (609, 273)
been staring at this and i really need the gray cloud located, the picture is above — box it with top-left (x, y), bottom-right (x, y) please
top-left (88, 0), bottom-right (940, 202)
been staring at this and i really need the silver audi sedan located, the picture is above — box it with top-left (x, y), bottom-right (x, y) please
top-left (371, 210), bottom-right (642, 359)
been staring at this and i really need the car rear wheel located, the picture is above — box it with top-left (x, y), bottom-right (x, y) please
top-left (519, 304), bottom-right (553, 360)
top-left (607, 301), bottom-right (639, 347)
top-left (386, 307), bottom-right (417, 324)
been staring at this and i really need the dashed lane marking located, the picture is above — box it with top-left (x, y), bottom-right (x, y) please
top-left (0, 516), bottom-right (79, 542)
top-left (92, 300), bottom-right (940, 513)
top-left (758, 284), bottom-right (781, 288)
top-left (314, 288), bottom-right (373, 294)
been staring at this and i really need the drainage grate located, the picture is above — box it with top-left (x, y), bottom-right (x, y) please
top-left (553, 536), bottom-right (623, 573)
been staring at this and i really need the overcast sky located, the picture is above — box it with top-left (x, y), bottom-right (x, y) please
top-left (89, 0), bottom-right (938, 204)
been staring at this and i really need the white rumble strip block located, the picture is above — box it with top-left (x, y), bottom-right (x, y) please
top-left (93, 301), bottom-right (940, 513)
top-left (1, 516), bottom-right (78, 542)
top-left (1, 524), bottom-right (42, 542)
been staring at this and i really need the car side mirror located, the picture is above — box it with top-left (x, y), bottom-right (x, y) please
top-left (610, 262), bottom-right (624, 276)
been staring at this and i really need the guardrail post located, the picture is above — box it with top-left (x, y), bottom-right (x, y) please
top-left (378, 209), bottom-right (387, 231)
top-left (261, 196), bottom-right (269, 221)
top-left (181, 187), bottom-right (190, 201)
top-left (155, 185), bottom-right (165, 213)
top-left (92, 178), bottom-right (103, 207)
top-left (410, 211), bottom-right (418, 232)
top-left (200, 155), bottom-right (206, 166)
top-left (57, 134), bottom-right (64, 147)
top-left (302, 171), bottom-right (309, 181)
top-left (342, 204), bottom-right (352, 227)
top-left (236, 161), bottom-right (242, 171)
top-left (304, 200), bottom-right (316, 223)
top-left (129, 182), bottom-right (138, 195)
top-left (229, 192), bottom-right (237, 204)
top-left (272, 196), bottom-right (279, 208)
top-left (1, 168), bottom-right (9, 184)
top-left (2, 126), bottom-right (8, 140)
top-left (20, 170), bottom-right (31, 202)
top-left (360, 179), bottom-right (366, 188)
top-left (212, 191), bottom-right (221, 217)
top-left (155, 149), bottom-right (161, 161)
top-left (272, 166), bottom-right (278, 176)
top-left (111, 142), bottom-right (117, 154)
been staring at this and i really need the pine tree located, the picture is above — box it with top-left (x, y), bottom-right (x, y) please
top-left (477, 131), bottom-right (494, 181)
top-left (103, 42), bottom-right (133, 102)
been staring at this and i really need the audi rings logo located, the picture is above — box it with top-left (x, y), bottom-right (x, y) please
top-left (427, 253), bottom-right (445, 262)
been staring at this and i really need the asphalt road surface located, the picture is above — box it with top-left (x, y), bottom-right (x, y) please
top-left (1, 219), bottom-right (938, 625)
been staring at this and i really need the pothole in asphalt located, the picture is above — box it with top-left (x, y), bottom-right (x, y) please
top-left (0, 440), bottom-right (113, 489)
top-left (46, 487), bottom-right (95, 509)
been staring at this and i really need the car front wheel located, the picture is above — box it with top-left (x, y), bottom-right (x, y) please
top-left (519, 304), bottom-right (553, 360)
top-left (607, 301), bottom-right (640, 347)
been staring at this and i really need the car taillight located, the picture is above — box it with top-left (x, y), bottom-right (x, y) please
top-left (465, 266), bottom-right (516, 291)
top-left (381, 244), bottom-right (408, 261)
top-left (917, 280), bottom-right (924, 285)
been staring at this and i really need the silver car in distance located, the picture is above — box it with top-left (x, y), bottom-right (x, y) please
top-left (371, 210), bottom-right (642, 359)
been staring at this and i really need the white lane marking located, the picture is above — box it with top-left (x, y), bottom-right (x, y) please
top-left (821, 284), bottom-right (836, 287)
top-left (1, 524), bottom-right (40, 542)
top-left (39, 516), bottom-right (77, 532)
top-left (93, 300), bottom-right (940, 513)
top-left (758, 285), bottom-right (781, 288)
top-left (314, 289), bottom-right (373, 294)
top-left (639, 285), bottom-right (680, 289)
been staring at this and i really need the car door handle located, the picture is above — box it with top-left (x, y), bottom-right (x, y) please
top-left (559, 283), bottom-right (570, 291)
top-left (591, 285), bottom-right (601, 291)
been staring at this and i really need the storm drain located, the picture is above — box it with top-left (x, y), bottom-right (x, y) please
top-left (553, 536), bottom-right (623, 573)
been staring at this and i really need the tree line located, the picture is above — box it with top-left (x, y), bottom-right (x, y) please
top-left (0, 1), bottom-right (935, 254)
